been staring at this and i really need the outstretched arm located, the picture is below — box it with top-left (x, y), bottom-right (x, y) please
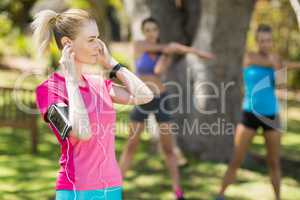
top-left (110, 66), bottom-right (154, 105)
top-left (134, 41), bottom-right (168, 54)
top-left (97, 40), bottom-right (154, 105)
top-left (283, 61), bottom-right (300, 69)
top-left (244, 52), bottom-right (285, 70)
top-left (168, 42), bottom-right (215, 60)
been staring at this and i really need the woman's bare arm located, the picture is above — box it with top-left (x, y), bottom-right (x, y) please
top-left (271, 54), bottom-right (283, 70)
top-left (243, 52), bottom-right (283, 69)
top-left (168, 42), bottom-right (215, 59)
top-left (109, 66), bottom-right (154, 105)
top-left (97, 40), bottom-right (154, 105)
top-left (60, 45), bottom-right (92, 140)
top-left (134, 40), bottom-right (168, 58)
top-left (283, 61), bottom-right (300, 69)
top-left (154, 54), bottom-right (173, 75)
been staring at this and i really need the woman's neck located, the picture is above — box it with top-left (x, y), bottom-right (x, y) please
top-left (57, 61), bottom-right (86, 86)
top-left (145, 38), bottom-right (158, 44)
top-left (74, 61), bottom-right (84, 81)
top-left (258, 50), bottom-right (269, 57)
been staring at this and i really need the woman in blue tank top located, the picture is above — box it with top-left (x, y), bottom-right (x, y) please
top-left (216, 25), bottom-right (282, 200)
top-left (119, 17), bottom-right (214, 200)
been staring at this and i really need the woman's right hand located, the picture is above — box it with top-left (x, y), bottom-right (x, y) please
top-left (96, 39), bottom-right (119, 70)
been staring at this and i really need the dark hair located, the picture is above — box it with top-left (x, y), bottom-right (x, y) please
top-left (256, 24), bottom-right (272, 34)
top-left (141, 17), bottom-right (159, 31)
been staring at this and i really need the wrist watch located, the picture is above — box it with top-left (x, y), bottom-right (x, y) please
top-left (109, 63), bottom-right (123, 79)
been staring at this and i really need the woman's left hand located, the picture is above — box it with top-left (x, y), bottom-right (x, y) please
top-left (96, 39), bottom-right (118, 69)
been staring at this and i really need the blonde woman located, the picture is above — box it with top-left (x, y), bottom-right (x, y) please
top-left (32, 9), bottom-right (153, 199)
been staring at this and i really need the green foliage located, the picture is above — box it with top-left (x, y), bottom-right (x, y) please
top-left (0, 13), bottom-right (12, 36)
top-left (112, 51), bottom-right (133, 71)
top-left (0, 0), bottom-right (37, 28)
top-left (48, 41), bottom-right (61, 71)
top-left (67, 0), bottom-right (91, 9)
top-left (0, 6), bottom-right (34, 58)
top-left (14, 33), bottom-right (33, 57)
top-left (107, 0), bottom-right (123, 11)
top-left (0, 13), bottom-right (13, 58)
top-left (0, 28), bottom-right (34, 57)
top-left (0, 0), bottom-right (37, 59)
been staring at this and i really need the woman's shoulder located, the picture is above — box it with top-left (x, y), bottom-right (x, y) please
top-left (269, 53), bottom-right (281, 62)
top-left (36, 72), bottom-right (65, 93)
top-left (244, 51), bottom-right (258, 59)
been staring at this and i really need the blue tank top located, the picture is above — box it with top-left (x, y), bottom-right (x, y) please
top-left (135, 52), bottom-right (160, 75)
top-left (242, 65), bottom-right (279, 116)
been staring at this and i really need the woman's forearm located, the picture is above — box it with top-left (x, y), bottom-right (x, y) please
top-left (115, 67), bottom-right (154, 105)
top-left (154, 54), bottom-right (173, 75)
top-left (65, 76), bottom-right (92, 140)
top-left (135, 41), bottom-right (167, 54)
top-left (283, 61), bottom-right (300, 69)
top-left (171, 43), bottom-right (214, 59)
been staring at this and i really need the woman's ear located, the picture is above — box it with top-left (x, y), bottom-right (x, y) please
top-left (61, 36), bottom-right (72, 47)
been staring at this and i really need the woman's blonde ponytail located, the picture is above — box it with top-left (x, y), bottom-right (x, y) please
top-left (31, 9), bottom-right (93, 56)
top-left (31, 10), bottom-right (58, 55)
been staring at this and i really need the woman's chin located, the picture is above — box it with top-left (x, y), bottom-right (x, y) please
top-left (91, 57), bottom-right (98, 65)
top-left (89, 60), bottom-right (97, 65)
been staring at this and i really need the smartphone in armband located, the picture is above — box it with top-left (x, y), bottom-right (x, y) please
top-left (46, 103), bottom-right (72, 140)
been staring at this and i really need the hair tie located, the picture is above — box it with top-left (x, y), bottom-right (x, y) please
top-left (50, 13), bottom-right (60, 25)
top-left (55, 13), bottom-right (61, 20)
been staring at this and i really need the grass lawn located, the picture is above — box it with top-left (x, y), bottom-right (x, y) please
top-left (0, 70), bottom-right (299, 200)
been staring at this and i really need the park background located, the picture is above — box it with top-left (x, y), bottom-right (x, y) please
top-left (0, 0), bottom-right (299, 199)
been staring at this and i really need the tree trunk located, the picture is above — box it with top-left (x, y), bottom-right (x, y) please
top-left (127, 0), bottom-right (255, 161)
top-left (148, 0), bottom-right (255, 161)
top-left (123, 0), bottom-right (151, 40)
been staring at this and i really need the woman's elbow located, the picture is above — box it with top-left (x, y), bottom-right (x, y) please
top-left (144, 92), bottom-right (154, 103)
top-left (154, 68), bottom-right (163, 75)
top-left (154, 67), bottom-right (167, 76)
top-left (135, 91), bottom-right (154, 105)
